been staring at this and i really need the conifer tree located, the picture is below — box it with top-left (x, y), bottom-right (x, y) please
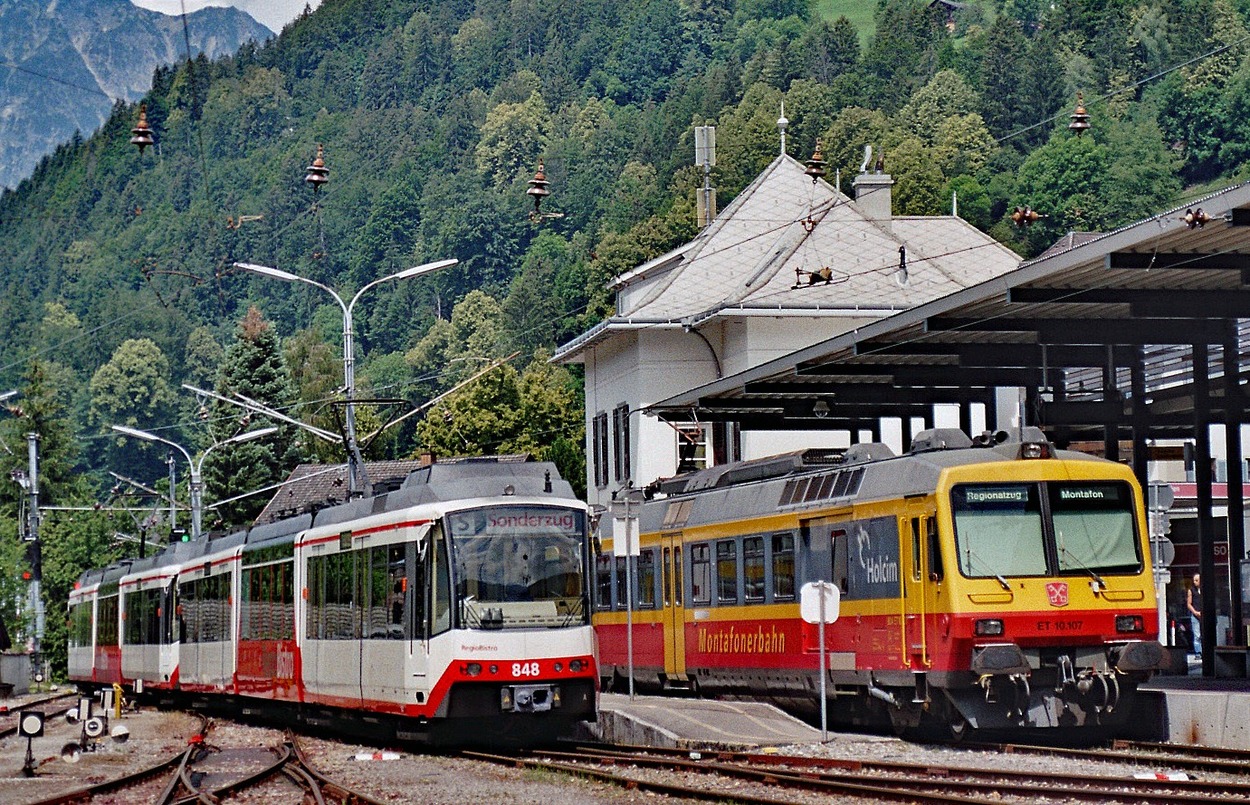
top-left (202, 307), bottom-right (301, 529)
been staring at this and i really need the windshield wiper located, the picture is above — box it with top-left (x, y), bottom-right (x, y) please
top-left (1058, 532), bottom-right (1106, 590)
top-left (964, 547), bottom-right (1011, 591)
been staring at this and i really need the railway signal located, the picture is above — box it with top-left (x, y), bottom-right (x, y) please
top-left (19, 709), bottom-right (44, 776)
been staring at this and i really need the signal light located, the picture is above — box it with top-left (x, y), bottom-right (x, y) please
top-left (1116, 615), bottom-right (1145, 634)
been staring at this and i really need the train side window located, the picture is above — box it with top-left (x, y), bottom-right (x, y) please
top-left (772, 534), bottom-right (795, 601)
top-left (674, 546), bottom-right (683, 605)
top-left (663, 547), bottom-right (672, 606)
top-left (743, 537), bottom-right (765, 602)
top-left (306, 557), bottom-right (324, 639)
top-left (639, 550), bottom-right (657, 608)
top-left (926, 516), bottom-right (943, 582)
top-left (595, 554), bottom-right (612, 610)
top-left (690, 544), bottom-right (711, 604)
top-left (717, 540), bottom-right (738, 604)
top-left (98, 595), bottom-right (119, 647)
top-left (614, 556), bottom-right (627, 609)
top-left (911, 518), bottom-right (922, 582)
top-left (831, 529), bottom-right (848, 593)
top-left (415, 537), bottom-right (430, 637)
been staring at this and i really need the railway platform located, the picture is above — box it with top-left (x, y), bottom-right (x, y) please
top-left (1140, 672), bottom-right (1250, 749)
top-left (592, 692), bottom-right (832, 750)
top-left (591, 673), bottom-right (1250, 751)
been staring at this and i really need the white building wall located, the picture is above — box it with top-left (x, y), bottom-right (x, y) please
top-left (581, 327), bottom-right (717, 507)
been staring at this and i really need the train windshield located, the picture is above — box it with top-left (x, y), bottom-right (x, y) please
top-left (446, 505), bottom-right (588, 629)
top-left (951, 481), bottom-right (1140, 579)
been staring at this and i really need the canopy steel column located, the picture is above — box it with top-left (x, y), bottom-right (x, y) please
top-left (959, 400), bottom-right (973, 436)
top-left (1194, 343), bottom-right (1217, 676)
top-left (1131, 349), bottom-right (1149, 489)
top-left (1223, 325), bottom-right (1246, 645)
top-left (1103, 348), bottom-right (1119, 462)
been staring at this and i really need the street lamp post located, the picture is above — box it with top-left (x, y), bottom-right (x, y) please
top-left (233, 258), bottom-right (457, 496)
top-left (111, 425), bottom-right (278, 540)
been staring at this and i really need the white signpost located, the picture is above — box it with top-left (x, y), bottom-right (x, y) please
top-left (800, 581), bottom-right (840, 742)
top-left (612, 493), bottom-right (643, 699)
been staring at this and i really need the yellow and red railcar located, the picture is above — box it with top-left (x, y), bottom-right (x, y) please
top-left (593, 428), bottom-right (1166, 737)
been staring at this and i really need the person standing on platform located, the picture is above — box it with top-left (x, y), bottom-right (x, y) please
top-left (1186, 572), bottom-right (1203, 657)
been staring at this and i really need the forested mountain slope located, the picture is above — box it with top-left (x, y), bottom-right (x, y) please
top-left (0, 0), bottom-right (272, 190)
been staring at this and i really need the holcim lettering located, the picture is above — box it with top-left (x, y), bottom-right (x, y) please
top-left (866, 554), bottom-right (898, 585)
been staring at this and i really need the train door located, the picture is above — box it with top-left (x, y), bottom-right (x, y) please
top-left (902, 504), bottom-right (935, 670)
top-left (661, 534), bottom-right (687, 684)
top-left (359, 541), bottom-right (414, 704)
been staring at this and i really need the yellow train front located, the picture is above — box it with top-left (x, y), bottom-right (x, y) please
top-left (593, 428), bottom-right (1167, 738)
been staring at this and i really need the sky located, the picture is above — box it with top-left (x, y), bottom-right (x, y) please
top-left (129, 1), bottom-right (322, 34)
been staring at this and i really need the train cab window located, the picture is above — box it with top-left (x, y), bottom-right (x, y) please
top-left (1051, 482), bottom-right (1140, 574)
top-left (772, 534), bottom-right (795, 600)
top-left (69, 602), bottom-right (92, 649)
top-left (743, 537), bottom-right (765, 602)
top-left (926, 517), bottom-right (943, 582)
top-left (431, 526), bottom-right (452, 635)
top-left (691, 544), bottom-right (711, 604)
top-left (717, 540), bottom-right (738, 604)
top-left (595, 554), bottom-right (612, 609)
top-left (638, 550), bottom-right (657, 608)
top-left (952, 484), bottom-right (1046, 578)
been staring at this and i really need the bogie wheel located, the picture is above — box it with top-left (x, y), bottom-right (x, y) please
top-left (948, 713), bottom-right (970, 742)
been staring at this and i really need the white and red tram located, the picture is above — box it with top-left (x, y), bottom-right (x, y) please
top-left (68, 458), bottom-right (597, 744)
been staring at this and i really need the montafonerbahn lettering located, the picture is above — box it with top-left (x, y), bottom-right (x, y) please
top-left (697, 624), bottom-right (786, 654)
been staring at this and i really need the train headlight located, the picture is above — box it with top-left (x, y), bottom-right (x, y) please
top-left (464, 663), bottom-right (482, 677)
top-left (554, 662), bottom-right (563, 672)
top-left (1116, 615), bottom-right (1144, 634)
top-left (974, 619), bottom-right (1005, 637)
top-left (489, 664), bottom-right (498, 674)
top-left (1019, 442), bottom-right (1051, 459)
top-left (569, 659), bottom-right (583, 673)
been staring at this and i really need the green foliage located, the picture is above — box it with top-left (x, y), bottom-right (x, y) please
top-left (88, 339), bottom-right (179, 479)
top-left (203, 307), bottom-right (301, 528)
top-left (1, 0), bottom-right (1249, 586)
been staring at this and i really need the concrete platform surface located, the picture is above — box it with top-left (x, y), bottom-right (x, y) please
top-left (593, 676), bottom-right (1250, 751)
top-left (595, 692), bottom-right (827, 750)
top-left (1142, 673), bottom-right (1250, 749)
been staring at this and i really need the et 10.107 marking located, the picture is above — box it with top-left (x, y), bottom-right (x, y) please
top-left (1036, 620), bottom-right (1084, 632)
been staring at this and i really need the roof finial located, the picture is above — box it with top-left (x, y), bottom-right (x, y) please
top-left (777, 102), bottom-right (788, 156)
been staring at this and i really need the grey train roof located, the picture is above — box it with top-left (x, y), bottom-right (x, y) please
top-left (629, 429), bottom-right (1108, 535)
top-left (75, 458), bottom-right (578, 585)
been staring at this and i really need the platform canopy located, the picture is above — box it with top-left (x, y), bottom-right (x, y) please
top-left (648, 181), bottom-right (1250, 447)
top-left (647, 182), bottom-right (1250, 675)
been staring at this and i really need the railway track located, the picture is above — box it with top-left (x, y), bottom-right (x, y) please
top-left (21, 720), bottom-right (388, 805)
top-left (0, 693), bottom-right (78, 741)
top-left (460, 741), bottom-right (1250, 805)
top-left (958, 737), bottom-right (1250, 778)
